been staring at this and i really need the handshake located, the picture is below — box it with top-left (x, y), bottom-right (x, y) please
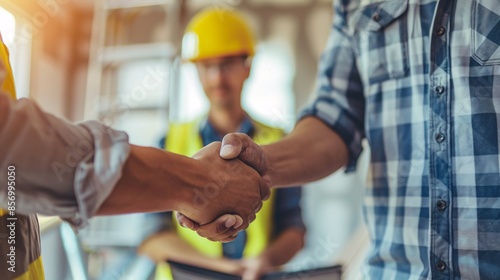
top-left (175, 133), bottom-right (273, 243)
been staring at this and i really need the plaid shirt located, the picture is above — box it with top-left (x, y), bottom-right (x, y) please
top-left (300, 0), bottom-right (500, 279)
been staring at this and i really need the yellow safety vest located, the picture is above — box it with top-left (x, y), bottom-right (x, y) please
top-left (1, 35), bottom-right (45, 279)
top-left (155, 119), bottom-right (284, 280)
top-left (0, 36), bottom-right (16, 99)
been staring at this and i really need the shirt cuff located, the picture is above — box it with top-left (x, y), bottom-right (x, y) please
top-left (298, 103), bottom-right (364, 173)
top-left (66, 121), bottom-right (130, 228)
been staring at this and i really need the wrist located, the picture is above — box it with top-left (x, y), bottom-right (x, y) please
top-left (261, 144), bottom-right (279, 188)
top-left (153, 151), bottom-right (201, 213)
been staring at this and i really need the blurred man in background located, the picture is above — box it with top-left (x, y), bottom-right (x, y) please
top-left (138, 9), bottom-right (305, 280)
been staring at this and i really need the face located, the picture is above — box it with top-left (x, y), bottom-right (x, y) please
top-left (195, 55), bottom-right (250, 110)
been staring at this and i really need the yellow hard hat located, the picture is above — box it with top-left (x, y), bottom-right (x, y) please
top-left (182, 8), bottom-right (255, 62)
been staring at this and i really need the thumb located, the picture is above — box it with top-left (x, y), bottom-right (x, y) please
top-left (220, 133), bottom-right (268, 175)
top-left (219, 133), bottom-right (245, 159)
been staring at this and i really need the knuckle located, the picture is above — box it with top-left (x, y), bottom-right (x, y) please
top-left (196, 229), bottom-right (209, 238)
top-left (222, 236), bottom-right (236, 243)
top-left (239, 222), bottom-right (249, 231)
top-left (217, 223), bottom-right (229, 234)
top-left (248, 214), bottom-right (256, 223)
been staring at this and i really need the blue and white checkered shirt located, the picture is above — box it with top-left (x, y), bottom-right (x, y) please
top-left (300, 0), bottom-right (500, 279)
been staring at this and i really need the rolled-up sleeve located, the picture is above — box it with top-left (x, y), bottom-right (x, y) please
top-left (273, 187), bottom-right (305, 235)
top-left (0, 94), bottom-right (130, 228)
top-left (298, 2), bottom-right (365, 172)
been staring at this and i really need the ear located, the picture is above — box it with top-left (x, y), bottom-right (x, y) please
top-left (243, 57), bottom-right (252, 79)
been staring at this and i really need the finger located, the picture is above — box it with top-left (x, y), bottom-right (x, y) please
top-left (206, 228), bottom-right (241, 243)
top-left (192, 142), bottom-right (221, 160)
top-left (198, 218), bottom-right (248, 242)
top-left (254, 201), bottom-right (263, 214)
top-left (197, 214), bottom-right (239, 239)
top-left (247, 213), bottom-right (256, 224)
top-left (208, 233), bottom-right (239, 243)
top-left (215, 227), bottom-right (243, 241)
top-left (233, 215), bottom-right (244, 229)
top-left (219, 233), bottom-right (239, 243)
top-left (175, 213), bottom-right (199, 231)
top-left (259, 177), bottom-right (271, 201)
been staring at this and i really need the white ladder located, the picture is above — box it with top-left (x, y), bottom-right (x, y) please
top-left (84, 0), bottom-right (183, 122)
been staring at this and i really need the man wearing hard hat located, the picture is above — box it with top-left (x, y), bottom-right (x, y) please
top-left (138, 9), bottom-right (306, 280)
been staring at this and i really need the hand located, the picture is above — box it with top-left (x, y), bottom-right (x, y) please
top-left (177, 134), bottom-right (272, 242)
top-left (219, 133), bottom-right (272, 185)
top-left (176, 142), bottom-right (270, 235)
top-left (239, 256), bottom-right (275, 280)
top-left (137, 232), bottom-right (172, 263)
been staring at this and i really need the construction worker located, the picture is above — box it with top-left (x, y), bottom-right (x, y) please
top-left (0, 32), bottom-right (269, 279)
top-left (138, 9), bottom-right (305, 280)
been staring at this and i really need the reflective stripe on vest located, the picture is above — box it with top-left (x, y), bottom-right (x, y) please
top-left (156, 119), bottom-right (284, 279)
top-left (1, 35), bottom-right (45, 280)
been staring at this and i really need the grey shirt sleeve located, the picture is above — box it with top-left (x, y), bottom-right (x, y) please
top-left (0, 94), bottom-right (130, 228)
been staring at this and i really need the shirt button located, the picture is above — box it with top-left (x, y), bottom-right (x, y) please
top-left (437, 200), bottom-right (447, 211)
top-left (436, 26), bottom-right (446, 36)
top-left (437, 261), bottom-right (447, 272)
top-left (435, 85), bottom-right (445, 95)
top-left (435, 133), bottom-right (445, 143)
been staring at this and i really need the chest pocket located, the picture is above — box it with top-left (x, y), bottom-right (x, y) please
top-left (471, 0), bottom-right (500, 65)
top-left (348, 0), bottom-right (410, 84)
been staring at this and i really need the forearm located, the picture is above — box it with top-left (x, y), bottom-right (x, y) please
top-left (99, 142), bottom-right (266, 227)
top-left (97, 145), bottom-right (196, 215)
top-left (0, 94), bottom-right (200, 225)
top-left (139, 231), bottom-right (239, 273)
top-left (259, 228), bottom-right (305, 267)
top-left (263, 117), bottom-right (348, 187)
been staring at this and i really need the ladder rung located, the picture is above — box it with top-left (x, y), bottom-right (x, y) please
top-left (104, 0), bottom-right (172, 10)
top-left (99, 43), bottom-right (176, 63)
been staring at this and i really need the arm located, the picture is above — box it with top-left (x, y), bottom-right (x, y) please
top-left (99, 142), bottom-right (269, 226)
top-left (0, 93), bottom-right (269, 228)
top-left (263, 228), bottom-right (305, 265)
top-left (96, 145), bottom-right (201, 215)
top-left (180, 1), bottom-right (366, 241)
top-left (178, 119), bottom-right (348, 240)
top-left (240, 186), bottom-right (306, 280)
top-left (238, 229), bottom-right (305, 280)
top-left (261, 117), bottom-right (348, 187)
top-left (176, 119), bottom-right (348, 239)
top-left (138, 231), bottom-right (241, 274)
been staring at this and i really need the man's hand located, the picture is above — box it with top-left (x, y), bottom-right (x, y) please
top-left (177, 134), bottom-right (269, 242)
top-left (219, 133), bottom-right (272, 185)
top-left (176, 141), bottom-right (270, 236)
top-left (239, 256), bottom-right (275, 280)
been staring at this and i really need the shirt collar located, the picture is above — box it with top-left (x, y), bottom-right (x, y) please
top-left (199, 115), bottom-right (255, 145)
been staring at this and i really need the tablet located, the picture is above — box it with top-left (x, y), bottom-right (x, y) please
top-left (167, 260), bottom-right (342, 280)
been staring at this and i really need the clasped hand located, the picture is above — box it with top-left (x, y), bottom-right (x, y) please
top-left (176, 139), bottom-right (270, 242)
top-left (177, 134), bottom-right (270, 242)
